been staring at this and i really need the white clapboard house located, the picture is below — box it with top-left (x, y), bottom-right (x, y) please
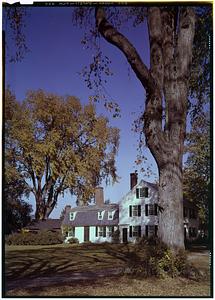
top-left (62, 173), bottom-right (199, 243)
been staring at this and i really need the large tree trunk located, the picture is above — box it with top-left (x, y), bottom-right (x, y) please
top-left (96, 6), bottom-right (195, 250)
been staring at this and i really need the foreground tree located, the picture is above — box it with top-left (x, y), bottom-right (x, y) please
top-left (6, 89), bottom-right (119, 220)
top-left (74, 5), bottom-right (211, 250)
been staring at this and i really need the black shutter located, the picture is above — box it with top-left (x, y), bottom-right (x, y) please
top-left (136, 188), bottom-right (139, 199)
top-left (145, 187), bottom-right (149, 197)
top-left (129, 226), bottom-right (132, 237)
top-left (95, 226), bottom-right (98, 237)
top-left (138, 226), bottom-right (141, 237)
top-left (155, 225), bottom-right (158, 237)
top-left (112, 226), bottom-right (114, 234)
top-left (145, 225), bottom-right (148, 237)
top-left (138, 205), bottom-right (141, 216)
top-left (103, 226), bottom-right (106, 237)
top-left (154, 204), bottom-right (158, 216)
top-left (145, 204), bottom-right (148, 216)
top-left (129, 205), bottom-right (132, 217)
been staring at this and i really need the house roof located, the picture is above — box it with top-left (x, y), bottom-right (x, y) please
top-left (25, 219), bottom-right (61, 230)
top-left (62, 204), bottom-right (119, 227)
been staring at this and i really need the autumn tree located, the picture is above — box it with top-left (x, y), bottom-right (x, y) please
top-left (5, 89), bottom-right (119, 220)
top-left (74, 5), bottom-right (211, 250)
top-left (4, 88), bottom-right (32, 234)
top-left (183, 112), bottom-right (210, 226)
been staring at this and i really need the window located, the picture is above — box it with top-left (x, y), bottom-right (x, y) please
top-left (183, 207), bottom-right (188, 218)
top-left (108, 211), bottom-right (114, 220)
top-left (98, 211), bottom-right (104, 220)
top-left (129, 225), bottom-right (141, 237)
top-left (107, 226), bottom-right (114, 237)
top-left (145, 225), bottom-right (158, 237)
top-left (69, 212), bottom-right (75, 221)
top-left (145, 204), bottom-right (158, 216)
top-left (136, 187), bottom-right (149, 199)
top-left (68, 227), bottom-right (75, 237)
top-left (96, 226), bottom-right (106, 237)
top-left (129, 205), bottom-right (141, 217)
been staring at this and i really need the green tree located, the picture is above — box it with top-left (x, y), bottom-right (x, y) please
top-left (74, 6), bottom-right (211, 250)
top-left (183, 112), bottom-right (210, 225)
top-left (5, 89), bottom-right (119, 220)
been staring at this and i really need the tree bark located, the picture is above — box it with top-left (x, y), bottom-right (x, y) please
top-left (96, 7), bottom-right (195, 250)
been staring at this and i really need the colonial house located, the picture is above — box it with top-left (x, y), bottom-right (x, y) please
top-left (62, 173), bottom-right (199, 243)
top-left (61, 187), bottom-right (119, 243)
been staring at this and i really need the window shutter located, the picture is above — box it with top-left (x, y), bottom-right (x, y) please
top-left (136, 188), bottom-right (139, 199)
top-left (129, 226), bottom-right (132, 237)
top-left (95, 226), bottom-right (98, 237)
top-left (154, 204), bottom-right (158, 216)
top-left (145, 225), bottom-right (148, 237)
top-left (138, 226), bottom-right (141, 237)
top-left (138, 205), bottom-right (141, 216)
top-left (144, 187), bottom-right (149, 197)
top-left (129, 205), bottom-right (132, 217)
top-left (103, 226), bottom-right (106, 238)
top-left (155, 225), bottom-right (158, 237)
top-left (145, 204), bottom-right (148, 216)
top-left (112, 226), bottom-right (114, 234)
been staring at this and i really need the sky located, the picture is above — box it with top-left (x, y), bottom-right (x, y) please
top-left (4, 5), bottom-right (160, 218)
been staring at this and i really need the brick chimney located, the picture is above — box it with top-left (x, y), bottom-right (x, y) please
top-left (130, 171), bottom-right (138, 190)
top-left (95, 187), bottom-right (104, 207)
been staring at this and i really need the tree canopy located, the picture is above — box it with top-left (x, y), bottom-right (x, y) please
top-left (5, 89), bottom-right (119, 219)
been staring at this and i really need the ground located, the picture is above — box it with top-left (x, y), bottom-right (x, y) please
top-left (4, 243), bottom-right (211, 297)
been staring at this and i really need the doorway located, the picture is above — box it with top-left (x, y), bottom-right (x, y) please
top-left (122, 228), bottom-right (128, 243)
top-left (84, 226), bottom-right (90, 242)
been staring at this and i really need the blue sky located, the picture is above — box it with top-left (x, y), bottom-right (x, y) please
top-left (4, 6), bottom-right (159, 217)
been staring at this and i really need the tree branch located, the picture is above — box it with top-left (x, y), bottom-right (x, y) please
top-left (95, 7), bottom-right (155, 93)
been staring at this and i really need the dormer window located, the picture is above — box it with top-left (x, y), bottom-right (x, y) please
top-left (69, 212), bottom-right (75, 221)
top-left (98, 211), bottom-right (105, 220)
top-left (108, 211), bottom-right (114, 220)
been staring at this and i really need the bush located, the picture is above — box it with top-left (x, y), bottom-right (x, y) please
top-left (68, 237), bottom-right (79, 244)
top-left (6, 230), bottom-right (63, 245)
top-left (122, 236), bottom-right (200, 279)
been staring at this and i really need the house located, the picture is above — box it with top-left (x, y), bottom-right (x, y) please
top-left (61, 187), bottom-right (119, 243)
top-left (119, 172), bottom-right (199, 243)
top-left (119, 172), bottom-right (159, 243)
top-left (24, 219), bottom-right (61, 233)
top-left (62, 173), bottom-right (199, 243)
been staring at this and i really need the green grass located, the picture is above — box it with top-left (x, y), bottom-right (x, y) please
top-left (5, 243), bottom-right (211, 297)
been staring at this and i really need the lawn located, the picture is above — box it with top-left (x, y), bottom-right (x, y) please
top-left (4, 243), bottom-right (211, 297)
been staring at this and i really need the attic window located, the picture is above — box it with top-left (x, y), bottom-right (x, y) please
top-left (108, 211), bottom-right (114, 220)
top-left (136, 187), bottom-right (149, 199)
top-left (69, 212), bottom-right (75, 221)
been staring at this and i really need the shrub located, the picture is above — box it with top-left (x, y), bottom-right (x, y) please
top-left (122, 236), bottom-right (200, 279)
top-left (68, 237), bottom-right (79, 244)
top-left (6, 230), bottom-right (63, 245)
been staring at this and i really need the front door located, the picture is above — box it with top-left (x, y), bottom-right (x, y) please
top-left (84, 226), bottom-right (90, 242)
top-left (122, 228), bottom-right (128, 243)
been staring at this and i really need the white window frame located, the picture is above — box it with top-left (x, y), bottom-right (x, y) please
top-left (108, 211), bottom-right (115, 220)
top-left (132, 205), bottom-right (139, 217)
top-left (107, 226), bottom-right (113, 237)
top-left (98, 226), bottom-right (105, 237)
top-left (68, 227), bottom-right (75, 237)
top-left (148, 204), bottom-right (155, 215)
top-left (132, 226), bottom-right (139, 237)
top-left (69, 212), bottom-right (76, 221)
top-left (98, 211), bottom-right (105, 220)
